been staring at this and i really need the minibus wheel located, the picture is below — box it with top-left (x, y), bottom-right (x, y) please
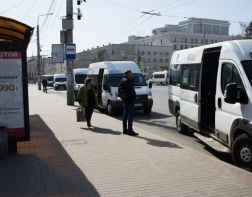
top-left (176, 110), bottom-right (188, 133)
top-left (232, 134), bottom-right (252, 168)
top-left (144, 108), bottom-right (151, 114)
top-left (107, 102), bottom-right (114, 116)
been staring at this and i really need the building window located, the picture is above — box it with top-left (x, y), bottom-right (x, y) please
top-left (221, 26), bottom-right (228, 35)
top-left (112, 50), bottom-right (114, 55)
top-left (184, 45), bottom-right (188, 49)
top-left (213, 25), bottom-right (220, 35)
top-left (211, 40), bottom-right (214, 44)
top-left (159, 58), bottom-right (163, 62)
top-left (195, 39), bottom-right (198, 43)
top-left (191, 38), bottom-right (194, 43)
top-left (165, 59), bottom-right (169, 63)
top-left (150, 42), bottom-right (152, 45)
top-left (147, 51), bottom-right (151, 56)
top-left (174, 45), bottom-right (177, 50)
top-left (153, 58), bottom-right (157, 62)
top-left (160, 52), bottom-right (163, 56)
top-left (160, 39), bottom-right (163, 45)
top-left (205, 39), bottom-right (208, 44)
top-left (141, 52), bottom-right (145, 56)
top-left (153, 52), bottom-right (157, 56)
top-left (204, 24), bottom-right (212, 34)
top-left (184, 38), bottom-right (187, 43)
top-left (165, 52), bottom-right (169, 56)
top-left (180, 45), bottom-right (184, 49)
top-left (201, 39), bottom-right (204, 44)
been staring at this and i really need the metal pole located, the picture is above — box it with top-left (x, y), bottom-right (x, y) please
top-left (37, 24), bottom-right (42, 90)
top-left (66, 0), bottom-right (75, 106)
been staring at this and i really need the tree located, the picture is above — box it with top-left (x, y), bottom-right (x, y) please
top-left (240, 21), bottom-right (252, 39)
top-left (245, 21), bottom-right (252, 39)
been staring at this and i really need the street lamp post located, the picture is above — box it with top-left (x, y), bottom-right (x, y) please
top-left (37, 13), bottom-right (53, 90)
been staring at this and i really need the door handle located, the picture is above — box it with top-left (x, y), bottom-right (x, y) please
top-left (194, 93), bottom-right (198, 103)
top-left (218, 97), bottom-right (222, 108)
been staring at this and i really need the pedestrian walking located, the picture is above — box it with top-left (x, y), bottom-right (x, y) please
top-left (77, 78), bottom-right (98, 128)
top-left (42, 77), bottom-right (48, 93)
top-left (118, 70), bottom-right (138, 136)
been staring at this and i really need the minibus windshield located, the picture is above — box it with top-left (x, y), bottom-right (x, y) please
top-left (241, 60), bottom-right (252, 85)
top-left (55, 78), bottom-right (66, 82)
top-left (109, 73), bottom-right (147, 87)
top-left (47, 76), bottom-right (53, 81)
top-left (75, 74), bottom-right (87, 84)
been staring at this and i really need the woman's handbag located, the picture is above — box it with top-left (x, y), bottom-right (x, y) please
top-left (76, 107), bottom-right (85, 122)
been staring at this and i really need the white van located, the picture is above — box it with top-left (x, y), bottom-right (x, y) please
top-left (42, 74), bottom-right (54, 87)
top-left (168, 40), bottom-right (252, 167)
top-left (74, 68), bottom-right (88, 99)
top-left (88, 61), bottom-right (153, 115)
top-left (53, 73), bottom-right (67, 90)
top-left (150, 70), bottom-right (169, 85)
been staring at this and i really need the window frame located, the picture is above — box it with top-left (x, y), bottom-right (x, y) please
top-left (180, 64), bottom-right (200, 91)
top-left (221, 62), bottom-right (245, 94)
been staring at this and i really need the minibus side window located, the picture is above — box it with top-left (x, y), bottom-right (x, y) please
top-left (221, 63), bottom-right (244, 93)
top-left (169, 64), bottom-right (180, 86)
top-left (180, 65), bottom-right (200, 91)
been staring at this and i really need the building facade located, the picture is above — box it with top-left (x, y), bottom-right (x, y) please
top-left (128, 18), bottom-right (231, 49)
top-left (27, 56), bottom-right (67, 82)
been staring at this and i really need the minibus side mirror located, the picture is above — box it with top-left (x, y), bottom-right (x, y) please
top-left (149, 81), bottom-right (153, 89)
top-left (224, 83), bottom-right (237, 104)
top-left (237, 88), bottom-right (248, 104)
top-left (103, 84), bottom-right (111, 92)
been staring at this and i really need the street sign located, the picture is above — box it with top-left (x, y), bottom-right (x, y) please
top-left (65, 44), bottom-right (76, 60)
top-left (52, 44), bottom-right (64, 63)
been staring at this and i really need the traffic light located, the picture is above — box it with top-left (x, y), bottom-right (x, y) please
top-left (77, 8), bottom-right (82, 20)
top-left (77, 0), bottom-right (86, 5)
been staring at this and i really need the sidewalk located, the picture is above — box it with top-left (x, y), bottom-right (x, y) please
top-left (1, 85), bottom-right (252, 197)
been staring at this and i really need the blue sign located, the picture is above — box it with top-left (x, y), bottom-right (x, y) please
top-left (65, 44), bottom-right (76, 60)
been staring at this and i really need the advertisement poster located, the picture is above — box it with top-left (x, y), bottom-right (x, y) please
top-left (0, 51), bottom-right (24, 137)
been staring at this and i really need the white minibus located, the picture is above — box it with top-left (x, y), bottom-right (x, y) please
top-left (88, 61), bottom-right (153, 115)
top-left (168, 40), bottom-right (252, 167)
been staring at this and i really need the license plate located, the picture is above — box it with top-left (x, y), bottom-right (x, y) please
top-left (135, 103), bottom-right (142, 107)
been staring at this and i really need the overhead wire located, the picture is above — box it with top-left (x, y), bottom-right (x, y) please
top-left (42, 0), bottom-right (64, 41)
top-left (40, 0), bottom-right (58, 34)
top-left (105, 0), bottom-right (198, 44)
top-left (101, 0), bottom-right (141, 13)
top-left (40, 0), bottom-right (55, 32)
top-left (21, 0), bottom-right (40, 20)
top-left (0, 0), bottom-right (24, 15)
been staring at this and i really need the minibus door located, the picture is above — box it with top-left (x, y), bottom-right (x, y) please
top-left (180, 64), bottom-right (200, 129)
top-left (98, 69), bottom-right (104, 105)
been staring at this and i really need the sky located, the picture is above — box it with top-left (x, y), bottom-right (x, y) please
top-left (1, 0), bottom-right (251, 57)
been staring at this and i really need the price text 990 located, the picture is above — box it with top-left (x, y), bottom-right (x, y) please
top-left (0, 84), bottom-right (15, 91)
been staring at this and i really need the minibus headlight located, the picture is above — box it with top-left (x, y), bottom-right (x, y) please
top-left (116, 93), bottom-right (122, 101)
top-left (148, 92), bottom-right (152, 99)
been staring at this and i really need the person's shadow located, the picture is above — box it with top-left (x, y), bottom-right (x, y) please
top-left (81, 126), bottom-right (122, 135)
top-left (136, 136), bottom-right (182, 148)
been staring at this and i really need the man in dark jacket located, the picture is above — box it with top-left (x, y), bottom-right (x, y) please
top-left (118, 70), bottom-right (138, 136)
top-left (42, 77), bottom-right (48, 93)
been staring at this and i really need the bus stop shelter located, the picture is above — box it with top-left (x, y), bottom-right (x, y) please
top-left (0, 16), bottom-right (33, 152)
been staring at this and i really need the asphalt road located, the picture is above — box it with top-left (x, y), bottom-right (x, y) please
top-left (48, 85), bottom-right (233, 165)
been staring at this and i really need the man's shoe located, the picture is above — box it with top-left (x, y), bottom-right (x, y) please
top-left (123, 130), bottom-right (129, 135)
top-left (87, 122), bottom-right (91, 128)
top-left (128, 131), bottom-right (139, 136)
